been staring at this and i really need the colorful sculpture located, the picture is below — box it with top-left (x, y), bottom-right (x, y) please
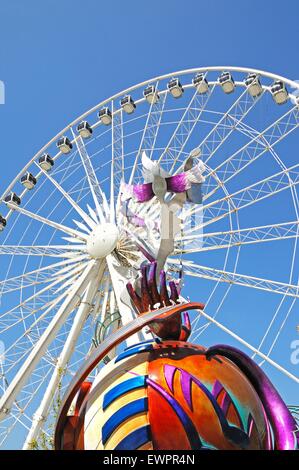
top-left (54, 264), bottom-right (298, 450)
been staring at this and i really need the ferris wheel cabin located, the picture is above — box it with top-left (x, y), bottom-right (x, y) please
top-left (193, 73), bottom-right (209, 94)
top-left (189, 147), bottom-right (202, 158)
top-left (168, 78), bottom-right (184, 98)
top-left (244, 73), bottom-right (263, 97)
top-left (38, 154), bottom-right (54, 171)
top-left (57, 136), bottom-right (73, 154)
top-left (98, 107), bottom-right (112, 125)
top-left (120, 95), bottom-right (136, 114)
top-left (0, 215), bottom-right (7, 231)
top-left (77, 121), bottom-right (93, 139)
top-left (20, 172), bottom-right (37, 190)
top-left (4, 192), bottom-right (21, 207)
top-left (143, 85), bottom-right (159, 104)
top-left (270, 80), bottom-right (289, 105)
top-left (219, 71), bottom-right (235, 94)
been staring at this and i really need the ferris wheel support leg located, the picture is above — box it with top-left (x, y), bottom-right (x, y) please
top-left (103, 291), bottom-right (119, 362)
top-left (106, 254), bottom-right (152, 346)
top-left (0, 260), bottom-right (97, 424)
top-left (23, 261), bottom-right (105, 449)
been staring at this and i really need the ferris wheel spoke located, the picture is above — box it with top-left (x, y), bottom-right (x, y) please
top-left (185, 162), bottom-right (299, 233)
top-left (0, 371), bottom-right (52, 447)
top-left (2, 358), bottom-right (54, 413)
top-left (232, 119), bottom-right (261, 140)
top-left (104, 290), bottom-right (121, 361)
top-left (87, 271), bottom-right (111, 330)
top-left (0, 244), bottom-right (86, 257)
top-left (192, 308), bottom-right (299, 384)
top-left (178, 220), bottom-right (299, 253)
top-left (0, 275), bottom-right (75, 300)
top-left (99, 276), bottom-right (111, 325)
top-left (0, 415), bottom-right (29, 447)
top-left (0, 269), bottom-right (86, 342)
top-left (2, 290), bottom-right (73, 376)
top-left (144, 91), bottom-right (168, 164)
top-left (4, 284), bottom-right (89, 373)
top-left (0, 260), bottom-right (88, 324)
top-left (177, 87), bottom-right (264, 176)
top-left (170, 260), bottom-right (299, 298)
top-left (23, 260), bottom-right (106, 448)
top-left (36, 162), bottom-right (96, 230)
top-left (5, 203), bottom-right (88, 241)
top-left (71, 129), bottom-right (108, 222)
top-left (159, 80), bottom-right (216, 171)
top-left (203, 106), bottom-right (299, 200)
top-left (130, 80), bottom-right (167, 183)
top-left (254, 297), bottom-right (297, 369)
top-left (110, 102), bottom-right (124, 222)
top-left (8, 360), bottom-right (67, 444)
top-left (0, 255), bottom-right (88, 296)
top-left (0, 286), bottom-right (74, 336)
top-left (86, 204), bottom-right (101, 225)
top-left (0, 260), bottom-right (97, 422)
top-left (88, 276), bottom-right (118, 360)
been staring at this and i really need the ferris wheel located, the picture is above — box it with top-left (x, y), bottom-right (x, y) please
top-left (0, 66), bottom-right (299, 449)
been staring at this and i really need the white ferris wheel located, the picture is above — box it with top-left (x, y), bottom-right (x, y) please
top-left (0, 66), bottom-right (298, 449)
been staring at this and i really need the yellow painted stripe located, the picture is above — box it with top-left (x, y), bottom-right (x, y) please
top-left (84, 374), bottom-right (149, 450)
top-left (104, 362), bottom-right (148, 390)
top-left (84, 361), bottom-right (148, 428)
top-left (102, 412), bottom-right (149, 450)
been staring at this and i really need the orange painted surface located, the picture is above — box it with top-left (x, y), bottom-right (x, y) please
top-left (147, 341), bottom-right (268, 449)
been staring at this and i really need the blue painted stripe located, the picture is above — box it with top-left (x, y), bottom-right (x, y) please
top-left (102, 398), bottom-right (148, 445)
top-left (114, 425), bottom-right (151, 450)
top-left (103, 376), bottom-right (147, 411)
top-left (115, 344), bottom-right (153, 363)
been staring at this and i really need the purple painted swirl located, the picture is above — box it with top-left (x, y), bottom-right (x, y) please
top-left (206, 344), bottom-right (298, 450)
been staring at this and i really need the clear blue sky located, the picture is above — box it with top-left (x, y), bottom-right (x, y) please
top-left (1, 0), bottom-right (299, 188)
top-left (0, 0), bottom-right (298, 447)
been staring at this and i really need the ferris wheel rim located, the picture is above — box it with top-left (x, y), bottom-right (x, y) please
top-left (1, 65), bottom-right (299, 202)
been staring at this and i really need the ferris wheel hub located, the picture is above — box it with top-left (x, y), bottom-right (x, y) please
top-left (86, 223), bottom-right (119, 258)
